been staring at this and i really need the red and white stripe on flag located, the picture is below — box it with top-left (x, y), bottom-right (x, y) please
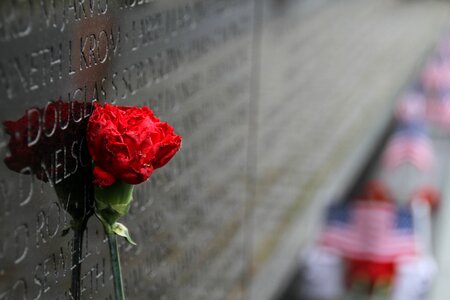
top-left (426, 98), bottom-right (450, 129)
top-left (382, 134), bottom-right (434, 172)
top-left (319, 201), bottom-right (417, 263)
top-left (395, 95), bottom-right (426, 123)
top-left (421, 60), bottom-right (450, 91)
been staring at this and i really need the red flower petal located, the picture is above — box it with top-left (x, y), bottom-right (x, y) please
top-left (87, 103), bottom-right (182, 186)
top-left (93, 166), bottom-right (116, 187)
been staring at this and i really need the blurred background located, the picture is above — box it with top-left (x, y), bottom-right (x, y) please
top-left (271, 1), bottom-right (450, 299)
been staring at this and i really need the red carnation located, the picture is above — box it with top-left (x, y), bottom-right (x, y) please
top-left (86, 103), bottom-right (182, 187)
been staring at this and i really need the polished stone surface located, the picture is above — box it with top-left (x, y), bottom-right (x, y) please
top-left (0, 1), bottom-right (449, 300)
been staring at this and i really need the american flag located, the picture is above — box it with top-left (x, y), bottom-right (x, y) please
top-left (421, 59), bottom-right (450, 92)
top-left (319, 201), bottom-right (417, 263)
top-left (426, 95), bottom-right (450, 129)
top-left (382, 123), bottom-right (434, 172)
top-left (394, 93), bottom-right (426, 124)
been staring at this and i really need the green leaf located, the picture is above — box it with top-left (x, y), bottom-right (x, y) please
top-left (112, 222), bottom-right (136, 245)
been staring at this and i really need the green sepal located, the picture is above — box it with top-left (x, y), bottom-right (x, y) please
top-left (94, 180), bottom-right (134, 226)
top-left (95, 211), bottom-right (114, 234)
top-left (112, 222), bottom-right (136, 245)
top-left (94, 180), bottom-right (136, 245)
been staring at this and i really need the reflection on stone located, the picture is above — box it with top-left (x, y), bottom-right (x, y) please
top-left (3, 100), bottom-right (94, 300)
top-left (3, 100), bottom-right (94, 224)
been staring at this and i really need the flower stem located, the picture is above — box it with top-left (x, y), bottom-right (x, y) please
top-left (108, 232), bottom-right (126, 300)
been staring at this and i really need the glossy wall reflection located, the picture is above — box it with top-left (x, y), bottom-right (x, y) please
top-left (0, 1), bottom-right (254, 299)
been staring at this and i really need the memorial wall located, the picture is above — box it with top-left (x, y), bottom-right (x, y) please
top-left (0, 1), bottom-right (449, 300)
top-left (0, 1), bottom-right (254, 299)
